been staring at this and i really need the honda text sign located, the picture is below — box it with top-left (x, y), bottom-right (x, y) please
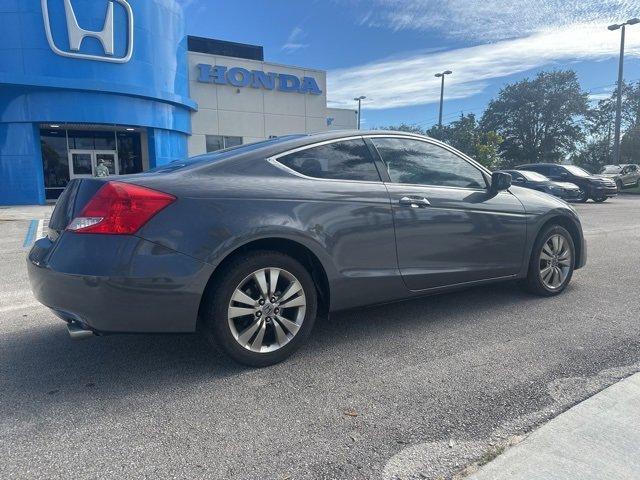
top-left (41, 0), bottom-right (134, 63)
top-left (197, 64), bottom-right (323, 95)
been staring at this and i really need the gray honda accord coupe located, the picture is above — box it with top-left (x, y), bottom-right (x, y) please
top-left (28, 131), bottom-right (586, 366)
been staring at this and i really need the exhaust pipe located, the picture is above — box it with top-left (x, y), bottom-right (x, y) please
top-left (67, 322), bottom-right (94, 340)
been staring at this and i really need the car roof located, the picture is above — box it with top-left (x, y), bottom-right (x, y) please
top-left (184, 129), bottom-right (445, 166)
top-left (516, 163), bottom-right (560, 167)
top-left (152, 129), bottom-right (492, 176)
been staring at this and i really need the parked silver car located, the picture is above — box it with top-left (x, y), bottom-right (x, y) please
top-left (600, 164), bottom-right (640, 190)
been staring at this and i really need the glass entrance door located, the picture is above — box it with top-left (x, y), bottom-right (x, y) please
top-left (68, 150), bottom-right (118, 179)
top-left (94, 151), bottom-right (119, 177)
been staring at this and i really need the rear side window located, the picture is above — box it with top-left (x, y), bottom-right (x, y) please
top-left (278, 139), bottom-right (380, 182)
top-left (371, 137), bottom-right (486, 189)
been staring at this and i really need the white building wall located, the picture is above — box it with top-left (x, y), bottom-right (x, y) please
top-left (187, 52), bottom-right (357, 156)
top-left (326, 107), bottom-right (358, 130)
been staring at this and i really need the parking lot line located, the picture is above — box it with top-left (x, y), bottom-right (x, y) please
top-left (22, 220), bottom-right (38, 248)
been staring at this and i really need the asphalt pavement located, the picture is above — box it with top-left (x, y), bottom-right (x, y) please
top-left (1, 197), bottom-right (640, 480)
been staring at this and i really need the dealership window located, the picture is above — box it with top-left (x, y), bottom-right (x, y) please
top-left (371, 137), bottom-right (486, 189)
top-left (40, 127), bottom-right (144, 200)
top-left (206, 135), bottom-right (243, 152)
top-left (116, 131), bottom-right (143, 174)
top-left (41, 130), bottom-right (70, 200)
top-left (277, 139), bottom-right (381, 182)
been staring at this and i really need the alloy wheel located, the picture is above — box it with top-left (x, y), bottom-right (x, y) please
top-left (577, 188), bottom-right (588, 202)
top-left (227, 268), bottom-right (306, 353)
top-left (539, 234), bottom-right (572, 290)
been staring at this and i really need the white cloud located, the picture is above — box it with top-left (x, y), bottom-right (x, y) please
top-left (282, 26), bottom-right (309, 53)
top-left (357, 0), bottom-right (638, 42)
top-left (327, 23), bottom-right (640, 110)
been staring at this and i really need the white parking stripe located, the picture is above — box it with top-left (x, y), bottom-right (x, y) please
top-left (36, 218), bottom-right (44, 240)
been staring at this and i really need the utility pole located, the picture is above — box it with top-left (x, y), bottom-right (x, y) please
top-left (608, 18), bottom-right (639, 164)
top-left (354, 96), bottom-right (366, 130)
top-left (434, 70), bottom-right (452, 130)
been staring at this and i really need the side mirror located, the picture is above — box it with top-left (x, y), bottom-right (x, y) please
top-left (491, 171), bottom-right (512, 192)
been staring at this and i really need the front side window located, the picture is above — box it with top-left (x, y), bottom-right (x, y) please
top-left (278, 139), bottom-right (380, 182)
top-left (371, 138), bottom-right (486, 189)
top-left (548, 165), bottom-right (566, 178)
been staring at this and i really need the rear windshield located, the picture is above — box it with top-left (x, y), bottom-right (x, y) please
top-left (147, 135), bottom-right (306, 173)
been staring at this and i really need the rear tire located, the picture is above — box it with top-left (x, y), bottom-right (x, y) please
top-left (523, 225), bottom-right (575, 297)
top-left (202, 251), bottom-right (318, 367)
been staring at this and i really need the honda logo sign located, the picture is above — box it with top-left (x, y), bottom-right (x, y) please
top-left (41, 0), bottom-right (134, 63)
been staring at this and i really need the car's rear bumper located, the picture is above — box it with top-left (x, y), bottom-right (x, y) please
top-left (27, 233), bottom-right (213, 333)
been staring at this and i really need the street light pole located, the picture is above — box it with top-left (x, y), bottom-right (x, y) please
top-left (608, 18), bottom-right (639, 164)
top-left (354, 96), bottom-right (366, 130)
top-left (435, 70), bottom-right (452, 129)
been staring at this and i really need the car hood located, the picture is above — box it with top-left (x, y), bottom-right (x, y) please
top-left (594, 174), bottom-right (619, 180)
top-left (553, 181), bottom-right (580, 189)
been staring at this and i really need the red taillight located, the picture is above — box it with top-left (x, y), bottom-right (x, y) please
top-left (67, 181), bottom-right (176, 235)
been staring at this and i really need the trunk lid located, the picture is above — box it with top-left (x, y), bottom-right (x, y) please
top-left (48, 179), bottom-right (106, 238)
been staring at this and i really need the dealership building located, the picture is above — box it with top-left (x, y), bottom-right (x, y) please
top-left (0, 0), bottom-right (357, 205)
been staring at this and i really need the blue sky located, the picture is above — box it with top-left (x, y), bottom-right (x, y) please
top-left (180, 0), bottom-right (640, 129)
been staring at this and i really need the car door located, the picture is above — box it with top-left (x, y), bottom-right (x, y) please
top-left (623, 165), bottom-right (639, 186)
top-left (272, 137), bottom-right (402, 310)
top-left (367, 136), bottom-right (527, 291)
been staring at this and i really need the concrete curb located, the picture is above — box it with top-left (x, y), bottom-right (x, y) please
top-left (467, 372), bottom-right (640, 480)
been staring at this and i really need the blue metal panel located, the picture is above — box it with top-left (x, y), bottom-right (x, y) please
top-left (148, 128), bottom-right (189, 168)
top-left (0, 86), bottom-right (192, 133)
top-left (0, 123), bottom-right (45, 205)
top-left (0, 0), bottom-right (195, 205)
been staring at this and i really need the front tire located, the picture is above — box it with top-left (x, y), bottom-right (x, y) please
top-left (593, 196), bottom-right (607, 203)
top-left (523, 225), bottom-right (575, 296)
top-left (576, 187), bottom-right (589, 203)
top-left (202, 251), bottom-right (318, 367)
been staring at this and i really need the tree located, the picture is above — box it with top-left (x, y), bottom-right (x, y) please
top-left (378, 123), bottom-right (426, 135)
top-left (427, 113), bottom-right (503, 169)
top-left (621, 128), bottom-right (640, 164)
top-left (573, 80), bottom-right (640, 171)
top-left (481, 70), bottom-right (589, 167)
top-left (384, 114), bottom-right (503, 169)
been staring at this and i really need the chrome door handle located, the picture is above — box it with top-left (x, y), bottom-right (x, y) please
top-left (399, 196), bottom-right (431, 208)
